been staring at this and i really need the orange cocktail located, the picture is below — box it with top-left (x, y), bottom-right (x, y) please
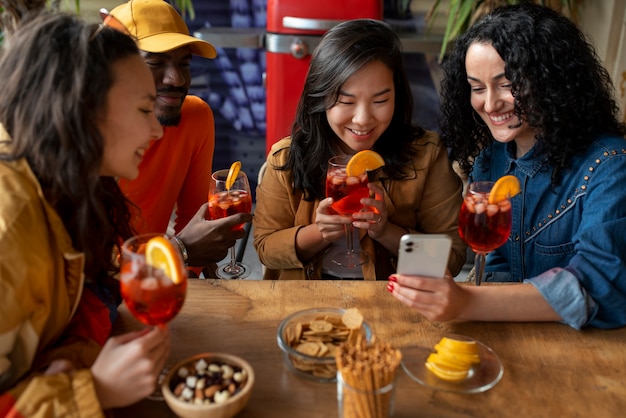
top-left (120, 233), bottom-right (187, 326)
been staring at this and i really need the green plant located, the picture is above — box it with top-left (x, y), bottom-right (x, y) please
top-left (427, 0), bottom-right (584, 59)
top-left (173, 0), bottom-right (195, 19)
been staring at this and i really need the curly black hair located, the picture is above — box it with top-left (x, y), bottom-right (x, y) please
top-left (439, 2), bottom-right (626, 185)
top-left (280, 18), bottom-right (425, 201)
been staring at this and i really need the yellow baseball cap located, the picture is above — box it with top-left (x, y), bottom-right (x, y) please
top-left (109, 0), bottom-right (217, 59)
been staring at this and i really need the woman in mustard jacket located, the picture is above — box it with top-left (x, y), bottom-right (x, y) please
top-left (0, 12), bottom-right (166, 416)
top-left (253, 19), bottom-right (466, 280)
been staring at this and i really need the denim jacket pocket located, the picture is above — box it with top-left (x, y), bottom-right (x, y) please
top-left (535, 241), bottom-right (575, 256)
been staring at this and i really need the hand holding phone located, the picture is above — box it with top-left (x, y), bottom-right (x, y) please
top-left (396, 234), bottom-right (452, 278)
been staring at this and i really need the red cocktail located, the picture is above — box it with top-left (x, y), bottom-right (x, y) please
top-left (208, 189), bottom-right (253, 231)
top-left (458, 195), bottom-right (511, 253)
top-left (120, 266), bottom-right (186, 326)
top-left (458, 182), bottom-right (513, 285)
top-left (209, 168), bottom-right (252, 279)
top-left (325, 156), bottom-right (370, 268)
top-left (120, 233), bottom-right (187, 400)
top-left (120, 233), bottom-right (187, 326)
top-left (326, 166), bottom-right (369, 215)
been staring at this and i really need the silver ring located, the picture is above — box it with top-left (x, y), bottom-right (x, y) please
top-left (374, 214), bottom-right (382, 223)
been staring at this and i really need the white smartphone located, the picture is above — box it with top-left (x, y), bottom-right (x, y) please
top-left (396, 234), bottom-right (452, 278)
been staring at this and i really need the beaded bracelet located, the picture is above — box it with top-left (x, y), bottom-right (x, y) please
top-left (171, 235), bottom-right (189, 266)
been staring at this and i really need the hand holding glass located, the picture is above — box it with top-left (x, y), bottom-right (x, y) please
top-left (120, 233), bottom-right (187, 400)
top-left (208, 168), bottom-right (253, 279)
top-left (325, 155), bottom-right (370, 268)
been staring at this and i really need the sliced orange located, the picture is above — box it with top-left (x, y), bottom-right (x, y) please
top-left (425, 336), bottom-right (481, 382)
top-left (433, 349), bottom-right (480, 367)
top-left (425, 361), bottom-right (469, 382)
top-left (426, 353), bottom-right (470, 370)
top-left (225, 161), bottom-right (242, 191)
top-left (488, 175), bottom-right (521, 204)
top-left (145, 236), bottom-right (184, 284)
top-left (437, 337), bottom-right (480, 356)
top-left (345, 150), bottom-right (385, 177)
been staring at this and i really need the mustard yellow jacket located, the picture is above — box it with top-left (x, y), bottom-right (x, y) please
top-left (0, 126), bottom-right (104, 418)
top-left (253, 135), bottom-right (466, 280)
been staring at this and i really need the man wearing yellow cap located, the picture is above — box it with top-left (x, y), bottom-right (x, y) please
top-left (112, 0), bottom-right (252, 276)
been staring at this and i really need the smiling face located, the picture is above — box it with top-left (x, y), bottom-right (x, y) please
top-left (465, 42), bottom-right (537, 157)
top-left (99, 55), bottom-right (163, 179)
top-left (140, 46), bottom-right (192, 126)
top-left (325, 60), bottom-right (395, 154)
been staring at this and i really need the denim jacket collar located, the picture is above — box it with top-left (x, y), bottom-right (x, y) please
top-left (504, 142), bottom-right (545, 177)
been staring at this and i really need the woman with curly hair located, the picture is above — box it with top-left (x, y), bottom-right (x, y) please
top-left (388, 3), bottom-right (626, 329)
top-left (0, 11), bottom-right (167, 416)
top-left (253, 19), bottom-right (466, 280)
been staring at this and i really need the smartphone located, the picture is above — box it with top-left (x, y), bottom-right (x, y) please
top-left (396, 234), bottom-right (452, 278)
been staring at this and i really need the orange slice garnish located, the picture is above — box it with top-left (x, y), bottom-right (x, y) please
top-left (225, 161), bottom-right (242, 191)
top-left (145, 236), bottom-right (184, 284)
top-left (488, 175), bottom-right (520, 204)
top-left (345, 150), bottom-right (385, 177)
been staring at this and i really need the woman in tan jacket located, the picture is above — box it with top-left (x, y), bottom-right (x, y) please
top-left (0, 12), bottom-right (166, 416)
top-left (253, 19), bottom-right (466, 280)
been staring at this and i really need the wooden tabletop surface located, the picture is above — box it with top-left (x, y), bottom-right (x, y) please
top-left (112, 279), bottom-right (626, 417)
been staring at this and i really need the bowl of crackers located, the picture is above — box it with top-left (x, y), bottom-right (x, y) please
top-left (276, 307), bottom-right (371, 383)
top-left (161, 352), bottom-right (254, 418)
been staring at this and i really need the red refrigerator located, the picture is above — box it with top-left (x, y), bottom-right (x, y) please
top-left (265, 0), bottom-right (383, 154)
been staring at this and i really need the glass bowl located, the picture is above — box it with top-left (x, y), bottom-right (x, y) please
top-left (276, 307), bottom-right (372, 383)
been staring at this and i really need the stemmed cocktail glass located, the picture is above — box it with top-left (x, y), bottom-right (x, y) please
top-left (325, 155), bottom-right (371, 268)
top-left (120, 233), bottom-right (188, 399)
top-left (458, 181), bottom-right (513, 286)
top-left (208, 168), bottom-right (253, 279)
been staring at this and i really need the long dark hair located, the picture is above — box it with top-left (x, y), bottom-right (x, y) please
top-left (439, 3), bottom-right (626, 185)
top-left (0, 11), bottom-right (139, 298)
top-left (282, 18), bottom-right (425, 201)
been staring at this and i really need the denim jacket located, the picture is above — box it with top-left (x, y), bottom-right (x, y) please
top-left (471, 135), bottom-right (626, 329)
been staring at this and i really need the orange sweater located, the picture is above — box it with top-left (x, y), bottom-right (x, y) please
top-left (119, 95), bottom-right (215, 236)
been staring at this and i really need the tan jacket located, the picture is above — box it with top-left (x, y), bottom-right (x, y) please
top-left (253, 134), bottom-right (466, 280)
top-left (0, 126), bottom-right (104, 417)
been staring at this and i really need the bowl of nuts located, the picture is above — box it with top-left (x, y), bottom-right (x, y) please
top-left (162, 352), bottom-right (254, 418)
top-left (276, 307), bottom-right (371, 383)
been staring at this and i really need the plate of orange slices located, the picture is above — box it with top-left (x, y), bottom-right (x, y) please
top-left (401, 334), bottom-right (503, 394)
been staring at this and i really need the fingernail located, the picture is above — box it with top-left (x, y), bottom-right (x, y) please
top-left (388, 275), bottom-right (397, 283)
top-left (387, 282), bottom-right (394, 293)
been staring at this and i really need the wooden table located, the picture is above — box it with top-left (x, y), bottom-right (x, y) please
top-left (112, 279), bottom-right (626, 417)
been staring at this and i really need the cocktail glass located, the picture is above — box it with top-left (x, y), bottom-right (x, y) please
top-left (325, 155), bottom-right (370, 268)
top-left (458, 181), bottom-right (512, 286)
top-left (120, 232), bottom-right (188, 399)
top-left (208, 168), bottom-right (253, 279)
